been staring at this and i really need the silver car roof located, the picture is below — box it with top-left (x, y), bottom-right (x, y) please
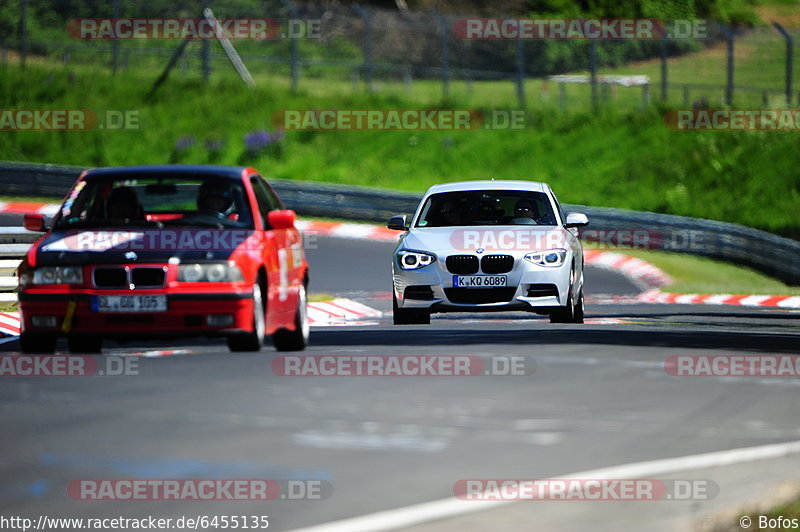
top-left (424, 180), bottom-right (549, 195)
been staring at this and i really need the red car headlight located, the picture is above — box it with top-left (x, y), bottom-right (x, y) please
top-left (177, 263), bottom-right (243, 282)
top-left (31, 266), bottom-right (84, 285)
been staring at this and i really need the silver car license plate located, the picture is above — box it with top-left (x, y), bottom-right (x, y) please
top-left (453, 275), bottom-right (507, 288)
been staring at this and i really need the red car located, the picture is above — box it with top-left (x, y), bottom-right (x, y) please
top-left (17, 165), bottom-right (309, 354)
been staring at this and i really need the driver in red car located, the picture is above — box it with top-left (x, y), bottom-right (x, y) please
top-left (197, 180), bottom-right (236, 217)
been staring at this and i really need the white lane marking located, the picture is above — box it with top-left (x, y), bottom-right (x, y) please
top-left (286, 439), bottom-right (800, 532)
top-left (311, 320), bottom-right (380, 327)
top-left (292, 430), bottom-right (449, 453)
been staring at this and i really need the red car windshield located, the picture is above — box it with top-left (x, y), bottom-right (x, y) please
top-left (54, 176), bottom-right (254, 229)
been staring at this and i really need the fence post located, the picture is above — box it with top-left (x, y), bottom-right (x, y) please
top-left (202, 39), bottom-right (211, 83)
top-left (201, 1), bottom-right (211, 83)
top-left (773, 22), bottom-right (793, 106)
top-left (112, 0), bottom-right (121, 74)
top-left (515, 32), bottom-right (525, 108)
top-left (288, 1), bottom-right (300, 90)
top-left (590, 40), bottom-right (598, 112)
top-left (354, 6), bottom-right (373, 93)
top-left (403, 65), bottom-right (412, 96)
top-left (18, 0), bottom-right (27, 69)
top-left (721, 24), bottom-right (734, 106)
top-left (660, 35), bottom-right (668, 101)
top-left (436, 13), bottom-right (450, 100)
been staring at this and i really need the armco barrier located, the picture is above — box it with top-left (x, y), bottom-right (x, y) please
top-left (0, 161), bottom-right (798, 285)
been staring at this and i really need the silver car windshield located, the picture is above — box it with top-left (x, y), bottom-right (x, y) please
top-left (415, 190), bottom-right (557, 228)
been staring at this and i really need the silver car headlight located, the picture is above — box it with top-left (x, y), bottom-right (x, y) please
top-left (32, 266), bottom-right (84, 285)
top-left (178, 263), bottom-right (244, 282)
top-left (397, 250), bottom-right (437, 271)
top-left (524, 249), bottom-right (567, 267)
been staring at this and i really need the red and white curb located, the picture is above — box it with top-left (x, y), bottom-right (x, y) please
top-left (583, 250), bottom-right (671, 289)
top-left (0, 312), bottom-right (20, 336)
top-left (308, 298), bottom-right (383, 326)
top-left (637, 289), bottom-right (800, 309)
top-left (0, 298), bottom-right (384, 337)
top-left (0, 201), bottom-right (60, 217)
top-left (295, 220), bottom-right (398, 242)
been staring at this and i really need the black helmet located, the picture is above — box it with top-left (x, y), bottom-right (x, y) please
top-left (197, 180), bottom-right (234, 213)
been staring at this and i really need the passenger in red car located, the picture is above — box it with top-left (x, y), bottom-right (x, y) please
top-left (104, 186), bottom-right (144, 222)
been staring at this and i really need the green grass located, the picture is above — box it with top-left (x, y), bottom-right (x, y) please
top-left (308, 292), bottom-right (335, 302)
top-left (0, 195), bottom-right (59, 203)
top-left (617, 249), bottom-right (800, 295)
top-left (0, 302), bottom-right (17, 313)
top-left (760, 497), bottom-right (800, 530)
top-left (1, 17), bottom-right (799, 241)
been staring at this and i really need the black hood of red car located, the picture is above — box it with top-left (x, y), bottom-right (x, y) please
top-left (32, 228), bottom-right (252, 265)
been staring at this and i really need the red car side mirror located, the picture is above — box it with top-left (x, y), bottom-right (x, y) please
top-left (24, 213), bottom-right (48, 232)
top-left (267, 209), bottom-right (296, 230)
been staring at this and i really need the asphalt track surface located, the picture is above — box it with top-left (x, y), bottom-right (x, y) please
top-left (1, 235), bottom-right (799, 530)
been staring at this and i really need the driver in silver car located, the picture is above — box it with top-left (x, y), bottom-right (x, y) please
top-left (511, 198), bottom-right (540, 224)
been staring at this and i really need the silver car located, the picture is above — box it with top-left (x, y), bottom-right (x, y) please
top-left (388, 180), bottom-right (589, 325)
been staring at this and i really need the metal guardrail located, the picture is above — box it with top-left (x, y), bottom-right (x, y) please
top-left (0, 161), bottom-right (798, 285)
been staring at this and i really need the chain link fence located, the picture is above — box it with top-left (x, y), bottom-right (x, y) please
top-left (2, 2), bottom-right (798, 110)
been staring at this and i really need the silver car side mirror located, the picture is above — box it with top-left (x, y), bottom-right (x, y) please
top-left (564, 212), bottom-right (589, 228)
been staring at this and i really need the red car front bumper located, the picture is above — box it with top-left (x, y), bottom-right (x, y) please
top-left (18, 290), bottom-right (255, 338)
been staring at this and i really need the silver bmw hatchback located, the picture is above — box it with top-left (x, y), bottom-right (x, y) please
top-left (388, 180), bottom-right (589, 325)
